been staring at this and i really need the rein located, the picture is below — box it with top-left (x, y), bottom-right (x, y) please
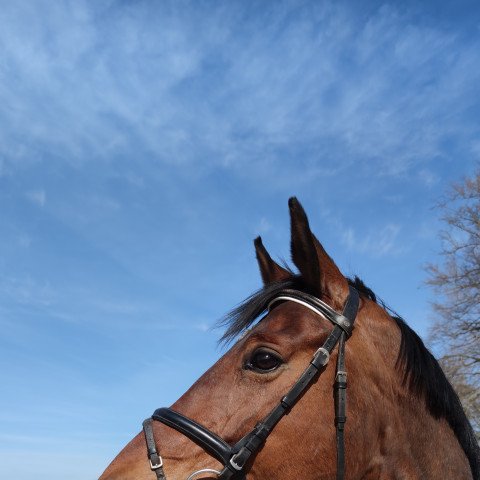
top-left (142, 285), bottom-right (360, 480)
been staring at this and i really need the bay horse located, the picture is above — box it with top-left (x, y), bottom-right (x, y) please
top-left (100, 198), bottom-right (479, 480)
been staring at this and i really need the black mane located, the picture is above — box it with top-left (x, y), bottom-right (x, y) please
top-left (219, 275), bottom-right (480, 478)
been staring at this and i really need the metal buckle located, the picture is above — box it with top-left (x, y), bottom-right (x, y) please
top-left (149, 456), bottom-right (163, 470)
top-left (335, 370), bottom-right (347, 381)
top-left (229, 454), bottom-right (243, 471)
top-left (313, 347), bottom-right (330, 366)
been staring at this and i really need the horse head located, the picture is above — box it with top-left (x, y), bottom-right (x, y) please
top-left (100, 198), bottom-right (478, 480)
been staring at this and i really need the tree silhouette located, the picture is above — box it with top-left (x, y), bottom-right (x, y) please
top-left (426, 169), bottom-right (480, 437)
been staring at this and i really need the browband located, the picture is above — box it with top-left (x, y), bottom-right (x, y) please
top-left (268, 288), bottom-right (356, 336)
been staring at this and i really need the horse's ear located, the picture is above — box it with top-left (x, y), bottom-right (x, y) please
top-left (254, 236), bottom-right (291, 285)
top-left (289, 198), bottom-right (321, 290)
top-left (289, 197), bottom-right (349, 308)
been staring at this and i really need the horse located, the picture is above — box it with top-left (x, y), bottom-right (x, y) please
top-left (99, 198), bottom-right (479, 480)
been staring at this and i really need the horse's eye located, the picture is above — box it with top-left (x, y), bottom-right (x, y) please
top-left (246, 349), bottom-right (283, 373)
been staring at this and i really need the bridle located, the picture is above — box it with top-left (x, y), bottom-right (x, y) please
top-left (142, 285), bottom-right (360, 480)
top-left (143, 286), bottom-right (359, 480)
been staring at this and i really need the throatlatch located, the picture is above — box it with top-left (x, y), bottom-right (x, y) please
top-left (142, 285), bottom-right (359, 480)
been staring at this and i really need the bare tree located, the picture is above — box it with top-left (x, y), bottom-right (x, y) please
top-left (426, 169), bottom-right (480, 437)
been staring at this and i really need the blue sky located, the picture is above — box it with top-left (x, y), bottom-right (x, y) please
top-left (0, 1), bottom-right (479, 478)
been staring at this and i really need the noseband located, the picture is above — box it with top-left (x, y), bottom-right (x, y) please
top-left (142, 286), bottom-right (359, 480)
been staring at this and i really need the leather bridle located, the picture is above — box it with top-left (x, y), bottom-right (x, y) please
top-left (142, 285), bottom-right (360, 480)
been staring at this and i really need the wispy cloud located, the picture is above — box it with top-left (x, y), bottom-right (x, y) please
top-left (342, 223), bottom-right (403, 257)
top-left (0, 274), bottom-right (55, 307)
top-left (255, 217), bottom-right (272, 234)
top-left (17, 234), bottom-right (32, 248)
top-left (0, 1), bottom-right (478, 187)
top-left (26, 189), bottom-right (46, 207)
top-left (418, 169), bottom-right (439, 188)
top-left (195, 321), bottom-right (211, 332)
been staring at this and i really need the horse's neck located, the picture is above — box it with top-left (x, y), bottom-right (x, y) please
top-left (357, 387), bottom-right (472, 480)
top-left (347, 310), bottom-right (473, 480)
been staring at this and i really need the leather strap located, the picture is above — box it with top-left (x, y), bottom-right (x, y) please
top-left (268, 289), bottom-right (355, 335)
top-left (335, 332), bottom-right (347, 480)
top-left (152, 408), bottom-right (232, 465)
top-left (334, 285), bottom-right (359, 480)
top-left (142, 418), bottom-right (166, 480)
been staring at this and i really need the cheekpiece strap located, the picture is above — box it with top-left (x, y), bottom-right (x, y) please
top-left (143, 418), bottom-right (167, 480)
